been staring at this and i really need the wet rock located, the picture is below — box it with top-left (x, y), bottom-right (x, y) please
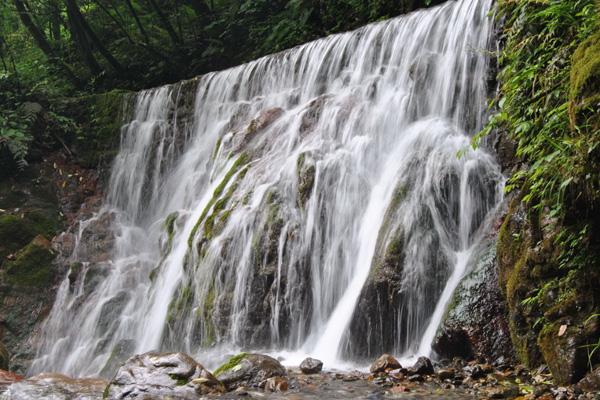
top-left (487, 385), bottom-right (520, 399)
top-left (370, 354), bottom-right (402, 373)
top-left (0, 369), bottom-right (23, 392)
top-left (4, 234), bottom-right (56, 288)
top-left (434, 239), bottom-right (514, 363)
top-left (467, 365), bottom-right (487, 379)
top-left (437, 368), bottom-right (455, 380)
top-left (538, 321), bottom-right (590, 385)
top-left (577, 366), bottom-right (600, 392)
top-left (264, 376), bottom-right (288, 392)
top-left (410, 356), bottom-right (434, 376)
top-left (408, 374), bottom-right (424, 382)
top-left (300, 357), bottom-right (323, 374)
top-left (3, 373), bottom-right (106, 400)
top-left (105, 351), bottom-right (224, 399)
top-left (214, 353), bottom-right (286, 390)
top-left (342, 374), bottom-right (360, 382)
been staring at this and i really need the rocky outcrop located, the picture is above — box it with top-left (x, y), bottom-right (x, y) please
top-left (495, 194), bottom-right (600, 384)
top-left (434, 238), bottom-right (514, 363)
top-left (105, 352), bottom-right (224, 399)
top-left (0, 91), bottom-right (129, 373)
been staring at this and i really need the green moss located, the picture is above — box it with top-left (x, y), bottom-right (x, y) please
top-left (163, 211), bottom-right (178, 251)
top-left (213, 352), bottom-right (247, 377)
top-left (296, 152), bottom-right (316, 208)
top-left (197, 286), bottom-right (217, 346)
top-left (212, 137), bottom-right (223, 160)
top-left (168, 374), bottom-right (189, 386)
top-left (188, 153), bottom-right (249, 247)
top-left (75, 89), bottom-right (133, 168)
top-left (570, 30), bottom-right (600, 101)
top-left (166, 284), bottom-right (194, 324)
top-left (0, 214), bottom-right (36, 258)
top-left (5, 236), bottom-right (56, 288)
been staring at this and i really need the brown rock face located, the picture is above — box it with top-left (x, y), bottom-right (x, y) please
top-left (370, 354), bottom-right (402, 373)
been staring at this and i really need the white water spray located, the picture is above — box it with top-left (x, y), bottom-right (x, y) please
top-left (32, 0), bottom-right (503, 377)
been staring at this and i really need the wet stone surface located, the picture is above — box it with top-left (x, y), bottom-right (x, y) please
top-left (2, 356), bottom-right (600, 399)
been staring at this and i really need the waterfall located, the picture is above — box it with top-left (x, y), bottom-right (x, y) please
top-left (31, 0), bottom-right (503, 377)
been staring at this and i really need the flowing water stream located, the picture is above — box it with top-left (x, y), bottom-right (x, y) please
top-left (31, 0), bottom-right (504, 377)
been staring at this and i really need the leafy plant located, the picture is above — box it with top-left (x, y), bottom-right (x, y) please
top-left (478, 0), bottom-right (599, 270)
top-left (584, 314), bottom-right (600, 371)
top-left (0, 104), bottom-right (35, 169)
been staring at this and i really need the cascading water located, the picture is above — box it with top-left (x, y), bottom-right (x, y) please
top-left (31, 0), bottom-right (504, 377)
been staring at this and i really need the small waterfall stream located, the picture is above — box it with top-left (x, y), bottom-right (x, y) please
top-left (31, 0), bottom-right (503, 377)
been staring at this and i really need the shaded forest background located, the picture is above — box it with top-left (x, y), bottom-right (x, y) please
top-left (0, 0), bottom-right (439, 170)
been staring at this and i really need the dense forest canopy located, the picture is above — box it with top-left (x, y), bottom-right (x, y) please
top-left (0, 0), bottom-right (438, 171)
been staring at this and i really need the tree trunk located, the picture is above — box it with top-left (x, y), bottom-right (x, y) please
top-left (147, 0), bottom-right (181, 45)
top-left (65, 0), bottom-right (125, 74)
top-left (124, 0), bottom-right (151, 44)
top-left (92, 0), bottom-right (135, 44)
top-left (65, 0), bottom-right (103, 75)
top-left (12, 0), bottom-right (82, 87)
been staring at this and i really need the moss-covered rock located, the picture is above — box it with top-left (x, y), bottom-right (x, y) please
top-left (537, 321), bottom-right (589, 384)
top-left (496, 195), bottom-right (600, 384)
top-left (296, 152), bottom-right (316, 208)
top-left (0, 215), bottom-right (37, 260)
top-left (4, 235), bottom-right (56, 288)
top-left (213, 352), bottom-right (248, 377)
top-left (434, 240), bottom-right (514, 363)
top-left (213, 353), bottom-right (286, 390)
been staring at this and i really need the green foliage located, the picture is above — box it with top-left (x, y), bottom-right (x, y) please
top-left (584, 314), bottom-right (600, 370)
top-left (1, 0), bottom-right (439, 95)
top-left (482, 0), bottom-right (599, 269)
top-left (0, 85), bottom-right (36, 169)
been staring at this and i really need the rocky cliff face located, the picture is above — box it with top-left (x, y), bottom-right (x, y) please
top-left (490, 1), bottom-right (600, 385)
top-left (0, 90), bottom-right (130, 373)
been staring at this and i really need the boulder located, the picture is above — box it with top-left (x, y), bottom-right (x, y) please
top-left (370, 354), bottom-right (401, 374)
top-left (213, 353), bottom-right (287, 390)
top-left (105, 352), bottom-right (224, 399)
top-left (3, 373), bottom-right (105, 400)
top-left (410, 356), bottom-right (434, 376)
top-left (300, 357), bottom-right (323, 374)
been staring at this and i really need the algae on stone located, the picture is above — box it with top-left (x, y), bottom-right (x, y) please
top-left (4, 235), bottom-right (56, 288)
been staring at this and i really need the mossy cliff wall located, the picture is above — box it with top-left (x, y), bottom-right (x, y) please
top-left (491, 0), bottom-right (600, 385)
top-left (0, 89), bottom-right (131, 373)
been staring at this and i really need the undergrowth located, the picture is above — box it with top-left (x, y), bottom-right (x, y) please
top-left (478, 0), bottom-right (599, 268)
